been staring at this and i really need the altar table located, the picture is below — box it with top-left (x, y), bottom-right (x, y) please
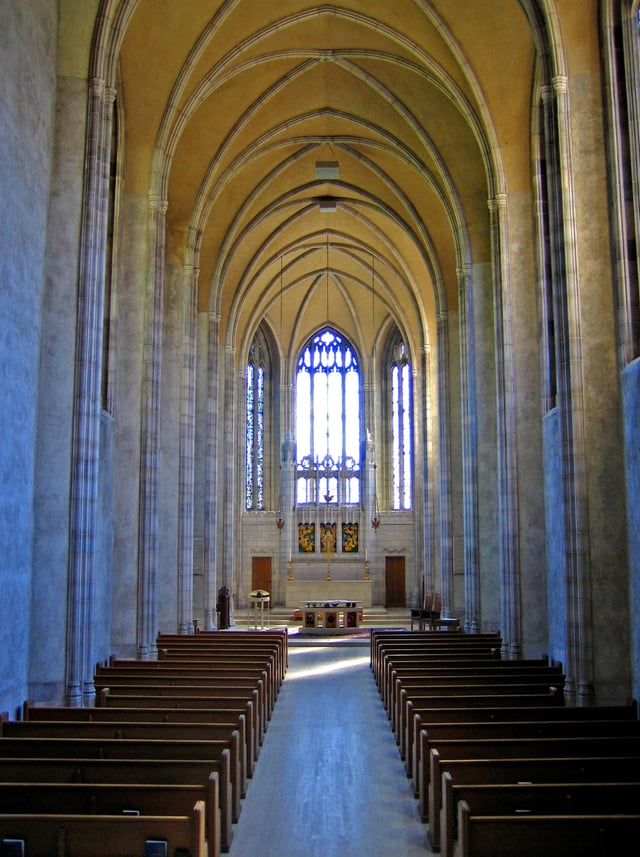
top-left (301, 600), bottom-right (362, 634)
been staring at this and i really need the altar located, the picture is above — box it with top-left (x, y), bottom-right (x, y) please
top-left (285, 578), bottom-right (372, 609)
top-left (301, 600), bottom-right (362, 634)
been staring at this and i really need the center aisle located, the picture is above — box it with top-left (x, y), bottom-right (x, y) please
top-left (227, 640), bottom-right (430, 857)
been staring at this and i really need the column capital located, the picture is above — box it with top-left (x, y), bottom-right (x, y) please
top-left (148, 193), bottom-right (168, 213)
top-left (552, 74), bottom-right (568, 95)
top-left (487, 193), bottom-right (507, 214)
top-left (89, 77), bottom-right (105, 98)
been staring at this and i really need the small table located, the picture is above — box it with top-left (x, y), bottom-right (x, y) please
top-left (249, 590), bottom-right (270, 629)
top-left (301, 600), bottom-right (362, 634)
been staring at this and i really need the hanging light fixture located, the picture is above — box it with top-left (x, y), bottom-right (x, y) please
top-left (371, 462), bottom-right (381, 531)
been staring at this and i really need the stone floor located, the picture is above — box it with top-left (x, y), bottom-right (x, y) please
top-left (227, 639), bottom-right (431, 857)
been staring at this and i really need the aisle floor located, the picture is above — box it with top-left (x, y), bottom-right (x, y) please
top-left (227, 641), bottom-right (431, 857)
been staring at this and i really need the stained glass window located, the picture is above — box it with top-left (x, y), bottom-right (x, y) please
top-left (390, 338), bottom-right (412, 510)
top-left (246, 337), bottom-right (266, 510)
top-left (295, 328), bottom-right (361, 505)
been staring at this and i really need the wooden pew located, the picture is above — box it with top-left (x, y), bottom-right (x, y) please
top-left (97, 683), bottom-right (266, 747)
top-left (29, 711), bottom-right (254, 774)
top-left (0, 800), bottom-right (206, 857)
top-left (156, 629), bottom-right (288, 679)
top-left (23, 699), bottom-right (257, 776)
top-left (0, 738), bottom-right (236, 850)
top-left (375, 647), bottom-right (506, 689)
top-left (408, 701), bottom-right (639, 793)
top-left (0, 756), bottom-right (232, 850)
top-left (424, 722), bottom-right (640, 848)
top-left (381, 661), bottom-right (565, 713)
top-left (455, 800), bottom-right (640, 857)
top-left (426, 739), bottom-right (640, 835)
top-left (93, 671), bottom-right (273, 724)
top-left (441, 779), bottom-right (640, 857)
top-left (102, 655), bottom-right (281, 702)
top-left (0, 783), bottom-right (218, 857)
top-left (397, 686), bottom-right (563, 763)
top-left (2, 718), bottom-right (248, 802)
top-left (390, 669), bottom-right (564, 767)
top-left (98, 686), bottom-right (266, 751)
top-left (370, 631), bottom-right (502, 678)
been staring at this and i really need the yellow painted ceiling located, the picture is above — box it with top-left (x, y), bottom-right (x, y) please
top-left (118, 0), bottom-right (534, 363)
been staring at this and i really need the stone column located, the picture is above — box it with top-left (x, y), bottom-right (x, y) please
top-left (136, 194), bottom-right (168, 659)
top-left (66, 79), bottom-right (115, 705)
top-left (222, 345), bottom-right (237, 597)
top-left (458, 265), bottom-right (480, 633)
top-left (421, 345), bottom-right (435, 593)
top-left (204, 312), bottom-right (221, 629)
top-left (436, 310), bottom-right (454, 619)
top-left (177, 258), bottom-right (199, 633)
top-left (553, 74), bottom-right (594, 701)
top-left (488, 193), bottom-right (521, 658)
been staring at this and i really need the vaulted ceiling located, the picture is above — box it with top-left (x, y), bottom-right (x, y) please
top-left (117, 0), bottom-right (535, 365)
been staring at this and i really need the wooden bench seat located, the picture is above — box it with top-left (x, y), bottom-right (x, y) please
top-left (0, 782), bottom-right (218, 857)
top-left (396, 685), bottom-right (563, 760)
top-left (98, 686), bottom-right (266, 749)
top-left (103, 659), bottom-right (282, 706)
top-left (455, 801), bottom-right (640, 857)
top-left (156, 629), bottom-right (288, 678)
top-left (0, 755), bottom-right (233, 850)
top-left (93, 671), bottom-right (273, 722)
top-left (0, 737), bottom-right (238, 849)
top-left (422, 734), bottom-right (640, 821)
top-left (96, 683), bottom-right (267, 747)
top-left (23, 699), bottom-right (258, 775)
top-left (407, 701), bottom-right (638, 791)
top-left (388, 667), bottom-right (565, 749)
top-left (2, 718), bottom-right (248, 801)
top-left (441, 779), bottom-right (640, 857)
top-left (423, 723), bottom-right (640, 847)
top-left (370, 631), bottom-right (502, 676)
top-left (153, 646), bottom-right (286, 683)
top-left (0, 800), bottom-right (206, 857)
top-left (382, 661), bottom-right (562, 710)
top-left (375, 648), bottom-right (505, 684)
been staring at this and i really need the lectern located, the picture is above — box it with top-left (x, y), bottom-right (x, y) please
top-left (248, 589), bottom-right (270, 629)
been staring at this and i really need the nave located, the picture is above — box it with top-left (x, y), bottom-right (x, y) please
top-left (228, 641), bottom-right (429, 857)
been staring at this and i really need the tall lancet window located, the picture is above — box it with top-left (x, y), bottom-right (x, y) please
top-left (295, 328), bottom-right (361, 505)
top-left (245, 330), bottom-right (270, 510)
top-left (390, 334), bottom-right (413, 510)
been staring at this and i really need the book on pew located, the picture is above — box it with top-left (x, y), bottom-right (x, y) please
top-left (145, 841), bottom-right (168, 857)
top-left (1, 842), bottom-right (25, 857)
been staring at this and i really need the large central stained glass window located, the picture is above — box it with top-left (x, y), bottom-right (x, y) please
top-left (295, 328), bottom-right (361, 505)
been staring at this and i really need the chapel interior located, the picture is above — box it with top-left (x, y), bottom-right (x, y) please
top-left (2, 0), bottom-right (640, 716)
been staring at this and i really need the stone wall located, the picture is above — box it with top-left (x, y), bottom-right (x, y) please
top-left (622, 360), bottom-right (640, 703)
top-left (0, 0), bottom-right (58, 714)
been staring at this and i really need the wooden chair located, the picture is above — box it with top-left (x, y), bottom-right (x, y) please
top-left (410, 591), bottom-right (434, 630)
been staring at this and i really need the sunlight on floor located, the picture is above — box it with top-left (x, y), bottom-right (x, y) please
top-left (286, 651), bottom-right (369, 680)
